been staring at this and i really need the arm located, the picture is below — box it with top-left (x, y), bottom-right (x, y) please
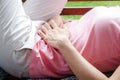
top-left (57, 38), bottom-right (120, 80)
top-left (38, 19), bottom-right (120, 80)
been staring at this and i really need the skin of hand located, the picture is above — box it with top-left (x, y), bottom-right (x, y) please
top-left (38, 19), bottom-right (70, 49)
top-left (49, 15), bottom-right (69, 27)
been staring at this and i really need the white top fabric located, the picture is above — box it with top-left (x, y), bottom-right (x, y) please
top-left (0, 0), bottom-right (67, 77)
top-left (24, 0), bottom-right (67, 21)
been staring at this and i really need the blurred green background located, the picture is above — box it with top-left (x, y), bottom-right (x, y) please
top-left (63, 1), bottom-right (120, 20)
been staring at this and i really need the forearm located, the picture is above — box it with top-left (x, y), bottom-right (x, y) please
top-left (58, 40), bottom-right (109, 80)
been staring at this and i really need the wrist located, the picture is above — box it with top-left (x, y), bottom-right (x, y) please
top-left (57, 38), bottom-right (72, 50)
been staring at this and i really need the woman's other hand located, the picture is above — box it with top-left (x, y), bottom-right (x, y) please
top-left (50, 15), bottom-right (69, 28)
top-left (38, 20), bottom-right (69, 49)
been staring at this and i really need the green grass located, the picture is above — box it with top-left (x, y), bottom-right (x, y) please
top-left (62, 1), bottom-right (120, 20)
top-left (66, 1), bottom-right (120, 7)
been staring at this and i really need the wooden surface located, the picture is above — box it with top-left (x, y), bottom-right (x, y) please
top-left (62, 0), bottom-right (113, 15)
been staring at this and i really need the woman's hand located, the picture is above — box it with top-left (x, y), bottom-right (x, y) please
top-left (38, 20), bottom-right (70, 49)
top-left (50, 15), bottom-right (63, 27)
top-left (49, 15), bottom-right (69, 28)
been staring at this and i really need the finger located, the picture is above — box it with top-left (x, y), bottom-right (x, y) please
top-left (41, 25), bottom-right (48, 33)
top-left (62, 18), bottom-right (68, 24)
top-left (37, 30), bottom-right (47, 41)
top-left (59, 23), bottom-right (64, 28)
top-left (49, 20), bottom-right (58, 29)
top-left (44, 23), bottom-right (52, 30)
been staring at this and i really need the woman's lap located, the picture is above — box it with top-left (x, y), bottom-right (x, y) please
top-left (67, 6), bottom-right (120, 72)
top-left (81, 7), bottom-right (120, 72)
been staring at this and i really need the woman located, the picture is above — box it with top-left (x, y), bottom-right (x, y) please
top-left (24, 0), bottom-right (120, 78)
top-left (38, 6), bottom-right (120, 78)
top-left (0, 0), bottom-right (120, 79)
top-left (38, 7), bottom-right (120, 80)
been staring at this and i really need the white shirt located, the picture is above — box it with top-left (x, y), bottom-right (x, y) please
top-left (0, 0), bottom-right (67, 77)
